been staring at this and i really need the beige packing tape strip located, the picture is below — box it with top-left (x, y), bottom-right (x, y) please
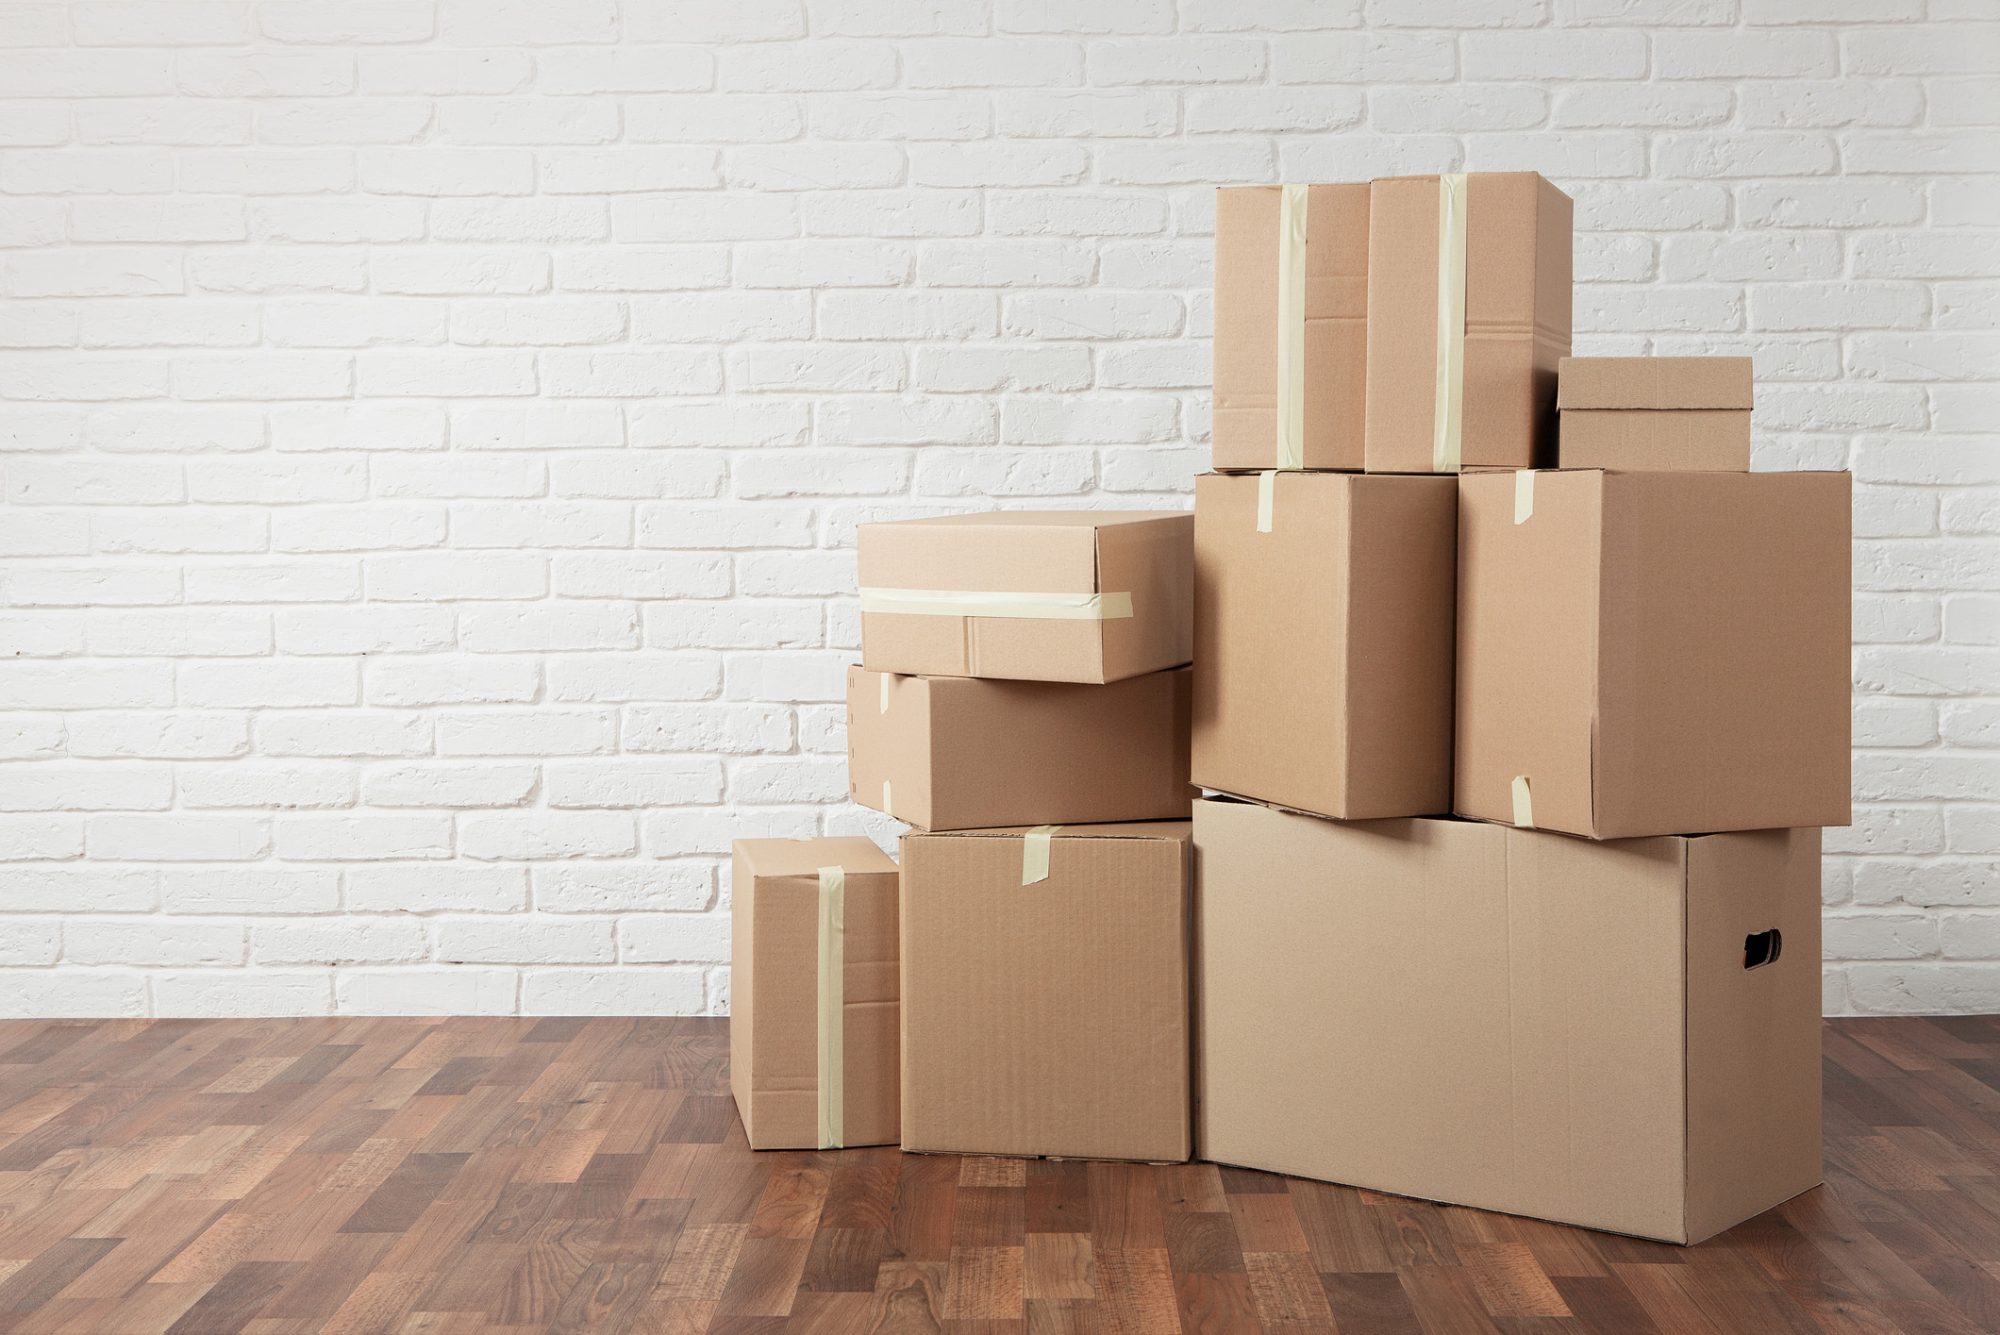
top-left (859, 588), bottom-right (1134, 621)
top-left (1511, 776), bottom-right (1535, 829)
top-left (815, 864), bottom-right (845, 1150)
top-left (1514, 470), bottom-right (1535, 524)
top-left (878, 672), bottom-right (891, 713)
top-left (1274, 183), bottom-right (1308, 471)
top-left (1431, 173), bottom-right (1468, 475)
top-left (880, 780), bottom-right (892, 817)
top-left (1255, 471), bottom-right (1277, 534)
top-left (1021, 824), bottom-right (1059, 885)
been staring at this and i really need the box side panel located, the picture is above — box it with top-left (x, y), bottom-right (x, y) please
top-left (859, 520), bottom-right (1105, 681)
top-left (1301, 181), bottom-right (1370, 471)
top-left (1462, 172), bottom-right (1561, 471)
top-left (841, 868), bottom-right (902, 1149)
top-left (1558, 410), bottom-right (1752, 473)
top-left (1558, 356), bottom-right (1754, 411)
top-left (1454, 471), bottom-right (1601, 835)
top-left (1191, 473), bottom-right (1352, 818)
top-left (745, 878), bottom-right (822, 1150)
top-left (1343, 476), bottom-right (1457, 818)
top-left (1212, 187), bottom-right (1282, 472)
top-left (1682, 829), bottom-right (1824, 1244)
top-left (1363, 177), bottom-right (1441, 474)
top-left (902, 832), bottom-right (1191, 1162)
top-left (730, 846), bottom-right (756, 1143)
top-left (926, 669), bottom-right (1192, 831)
top-left (1594, 472), bottom-right (1852, 838)
top-left (1097, 513), bottom-right (1195, 683)
top-left (847, 668), bottom-right (935, 830)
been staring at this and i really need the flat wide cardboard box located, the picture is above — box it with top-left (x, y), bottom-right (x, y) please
top-left (1212, 183), bottom-right (1369, 472)
top-left (1559, 356), bottom-right (1753, 472)
top-left (731, 836), bottom-right (900, 1150)
top-left (1192, 471), bottom-right (1456, 820)
top-left (901, 822), bottom-right (1191, 1163)
top-left (1457, 469), bottom-right (1850, 840)
top-left (858, 511), bottom-right (1192, 684)
top-left (1194, 798), bottom-right (1822, 1245)
top-left (1366, 172), bottom-right (1572, 474)
top-left (849, 665), bottom-right (1191, 832)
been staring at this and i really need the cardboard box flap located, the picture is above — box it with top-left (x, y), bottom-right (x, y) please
top-left (1559, 357), bottom-right (1753, 411)
top-left (922, 820), bottom-right (1192, 843)
top-left (736, 835), bottom-right (896, 880)
top-left (861, 516), bottom-right (1105, 595)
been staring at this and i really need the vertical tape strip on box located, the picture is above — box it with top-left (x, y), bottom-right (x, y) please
top-left (1274, 183), bottom-right (1309, 471)
top-left (814, 864), bottom-right (846, 1149)
top-left (1514, 470), bottom-right (1535, 524)
top-left (1510, 776), bottom-right (1535, 829)
top-left (1431, 173), bottom-right (1469, 475)
top-left (1255, 470), bottom-right (1277, 534)
top-left (1021, 825), bottom-right (1059, 886)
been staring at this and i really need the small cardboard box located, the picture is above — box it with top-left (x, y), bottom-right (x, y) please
top-left (1559, 356), bottom-right (1753, 472)
top-left (730, 836), bottom-right (899, 1150)
top-left (857, 511), bottom-right (1193, 684)
top-left (1211, 183), bottom-right (1370, 472)
top-left (901, 821), bottom-right (1192, 1163)
top-left (1457, 469), bottom-right (1850, 840)
top-left (1192, 471), bottom-right (1456, 820)
top-left (1365, 172), bottom-right (1572, 474)
top-left (1193, 797), bottom-right (1822, 1245)
top-left (848, 665), bottom-right (1191, 832)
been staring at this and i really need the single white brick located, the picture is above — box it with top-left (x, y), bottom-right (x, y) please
top-left (436, 916), bottom-right (614, 964)
top-left (160, 866), bottom-right (339, 914)
top-left (997, 90), bottom-right (1174, 138)
top-left (628, 93), bottom-right (804, 144)
top-left (89, 814), bottom-right (270, 862)
top-left (367, 657), bottom-right (542, 707)
top-left (642, 601), bottom-right (823, 650)
top-left (450, 502), bottom-right (630, 549)
top-left (154, 970), bottom-right (333, 1018)
top-left (0, 662), bottom-right (174, 710)
top-left (546, 758), bottom-right (724, 808)
top-left (0, 969), bottom-right (146, 1019)
top-left (346, 864), bottom-right (529, 913)
top-left (180, 762), bottom-right (358, 810)
top-left (0, 716), bottom-right (66, 761)
top-left (538, 48), bottom-right (714, 95)
top-left (259, 710), bottom-right (431, 758)
top-left (535, 863), bottom-right (713, 913)
top-left (618, 913), bottom-right (731, 964)
top-left (364, 764), bottom-right (539, 809)
top-left (68, 712), bottom-right (249, 761)
top-left (624, 703), bottom-right (792, 754)
top-left (252, 919), bottom-right (427, 966)
top-left (720, 40), bottom-right (898, 92)
top-left (459, 812), bottom-right (636, 861)
top-left (642, 807), bottom-right (816, 857)
top-left (0, 919), bottom-right (58, 965)
top-left (188, 455), bottom-right (365, 504)
top-left (546, 652), bottom-right (721, 703)
top-left (0, 764), bottom-right (171, 813)
top-left (181, 658), bottom-right (358, 708)
top-left (438, 709), bottom-right (616, 757)
top-left (903, 37), bottom-right (1083, 88)
top-left (335, 967), bottom-right (517, 1015)
top-left (277, 813), bottom-right (451, 861)
top-left (521, 966), bottom-right (703, 1016)
top-left (274, 504), bottom-right (446, 553)
top-left (539, 350), bottom-right (723, 398)
top-left (365, 551), bottom-right (549, 601)
top-left (458, 601), bottom-right (644, 651)
top-left (9, 566), bottom-right (182, 608)
top-left (186, 561), bottom-right (361, 605)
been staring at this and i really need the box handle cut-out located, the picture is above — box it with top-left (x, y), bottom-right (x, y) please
top-left (1744, 929), bottom-right (1782, 971)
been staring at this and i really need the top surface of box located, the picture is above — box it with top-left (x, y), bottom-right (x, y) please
top-left (735, 835), bottom-right (896, 881)
top-left (1558, 356), bottom-right (1753, 411)
top-left (858, 510), bottom-right (1193, 684)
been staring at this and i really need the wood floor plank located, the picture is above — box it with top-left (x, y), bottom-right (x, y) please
top-left (0, 1015), bottom-right (1990, 1333)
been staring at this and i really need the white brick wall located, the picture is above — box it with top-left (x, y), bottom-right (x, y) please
top-left (0, 0), bottom-right (1994, 1018)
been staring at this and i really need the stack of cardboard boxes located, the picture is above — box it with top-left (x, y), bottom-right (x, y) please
top-left (731, 170), bottom-right (1851, 1246)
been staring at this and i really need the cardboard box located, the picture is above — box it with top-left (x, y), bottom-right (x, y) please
top-left (848, 665), bottom-right (1191, 832)
top-left (901, 821), bottom-right (1192, 1162)
top-left (1457, 469), bottom-right (1850, 840)
top-left (857, 511), bottom-right (1193, 684)
top-left (1559, 356), bottom-right (1753, 472)
top-left (1212, 183), bottom-right (1370, 472)
top-left (730, 836), bottom-right (899, 1150)
top-left (1192, 471), bottom-right (1456, 820)
top-left (1193, 797), bottom-right (1822, 1245)
top-left (1365, 172), bottom-right (1572, 474)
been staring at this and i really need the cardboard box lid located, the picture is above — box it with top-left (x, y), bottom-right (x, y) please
top-left (1558, 357), bottom-right (1753, 411)
top-left (736, 835), bottom-right (896, 881)
top-left (917, 820), bottom-right (1192, 843)
top-left (859, 510), bottom-right (1189, 593)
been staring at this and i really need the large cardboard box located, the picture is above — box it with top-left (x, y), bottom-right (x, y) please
top-left (901, 822), bottom-right (1191, 1163)
top-left (1211, 183), bottom-right (1370, 472)
top-left (1194, 797), bottom-right (1822, 1245)
top-left (848, 665), bottom-right (1191, 832)
top-left (730, 837), bottom-right (899, 1150)
top-left (1457, 469), bottom-right (1850, 840)
top-left (1365, 172), bottom-right (1572, 474)
top-left (1559, 356), bottom-right (1753, 472)
top-left (857, 511), bottom-right (1192, 684)
top-left (1192, 471), bottom-right (1456, 820)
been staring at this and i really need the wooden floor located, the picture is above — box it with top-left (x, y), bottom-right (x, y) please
top-left (0, 1018), bottom-right (1996, 1335)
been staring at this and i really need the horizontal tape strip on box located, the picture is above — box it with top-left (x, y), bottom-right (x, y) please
top-left (858, 587), bottom-right (1134, 621)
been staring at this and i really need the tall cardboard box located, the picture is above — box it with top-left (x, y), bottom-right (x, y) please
top-left (848, 665), bottom-right (1191, 832)
top-left (731, 837), bottom-right (900, 1150)
top-left (857, 511), bottom-right (1192, 684)
top-left (1365, 172), bottom-right (1572, 474)
top-left (1558, 356), bottom-right (1754, 472)
top-left (1212, 183), bottom-right (1370, 472)
top-left (1457, 469), bottom-right (1850, 840)
top-left (901, 822), bottom-right (1192, 1163)
top-left (1193, 797), bottom-right (1822, 1245)
top-left (1192, 471), bottom-right (1456, 820)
